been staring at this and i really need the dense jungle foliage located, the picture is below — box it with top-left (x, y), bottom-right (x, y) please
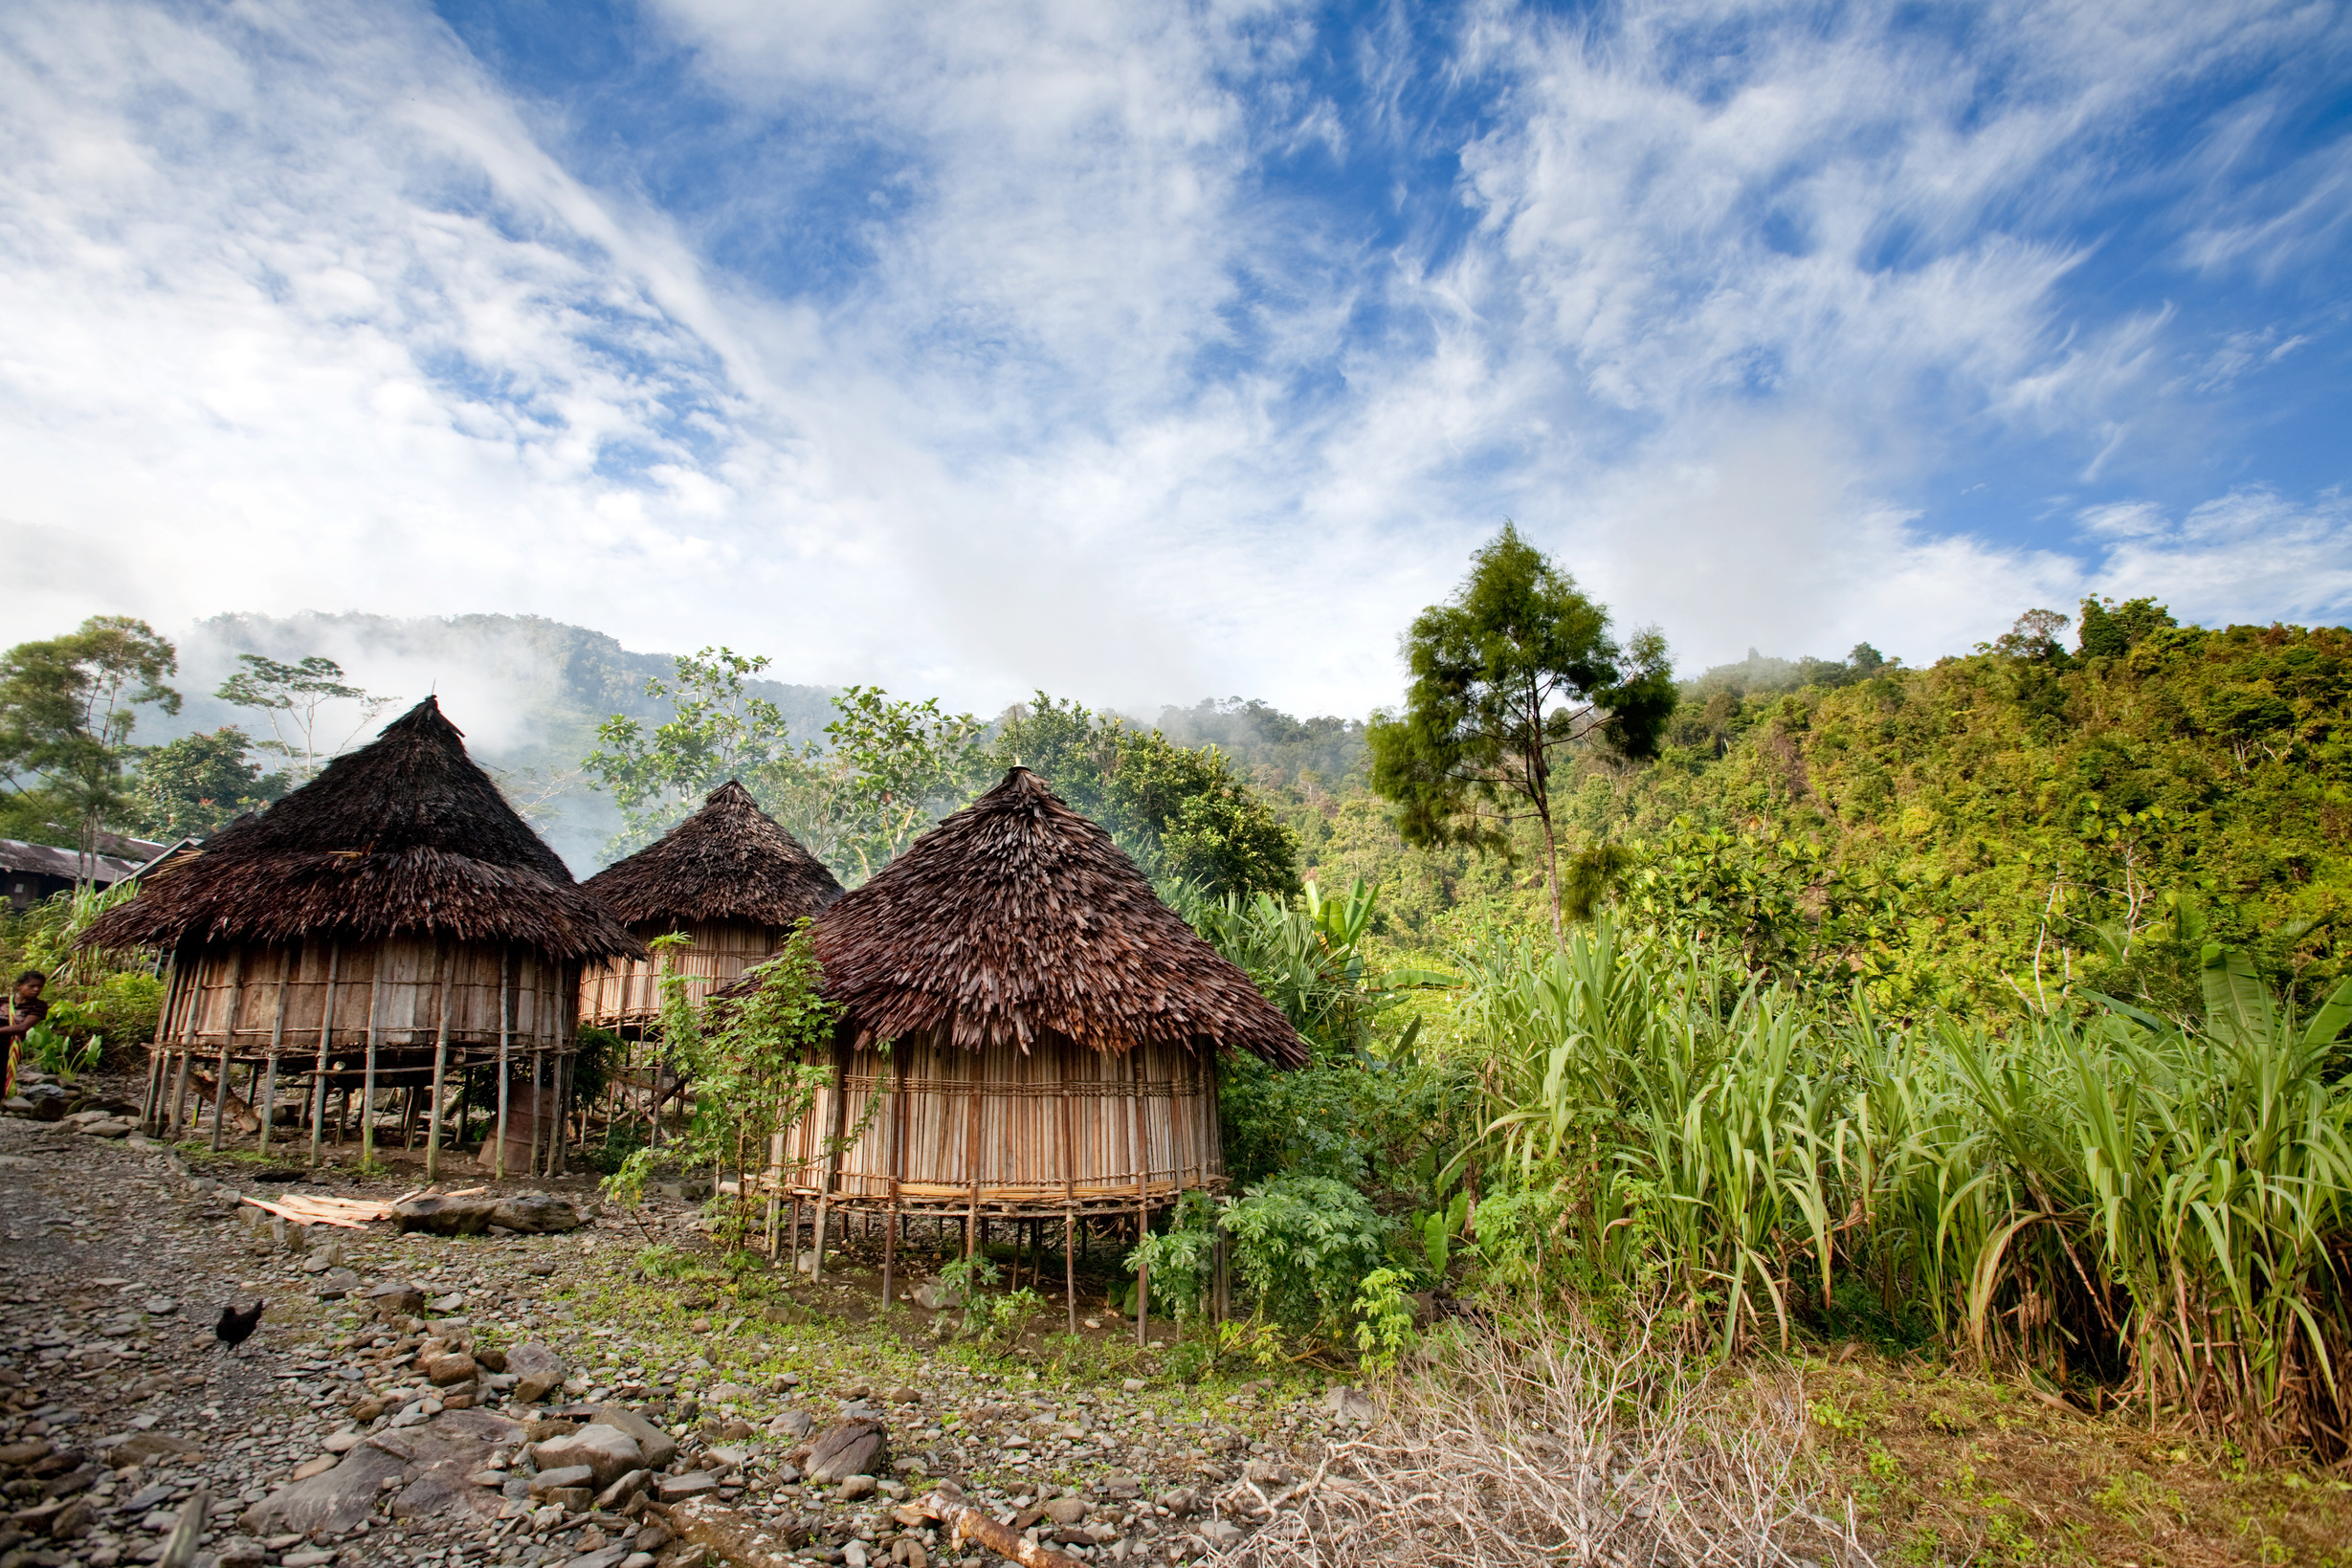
top-left (11, 578), bottom-right (2352, 1466)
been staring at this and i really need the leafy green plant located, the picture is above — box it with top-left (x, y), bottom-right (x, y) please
top-left (1414, 1188), bottom-right (1472, 1277)
top-left (600, 1147), bottom-right (662, 1244)
top-left (1128, 1189), bottom-right (1218, 1322)
top-left (1351, 1267), bottom-right (1418, 1376)
top-left (653, 923), bottom-right (846, 1251)
top-left (634, 1243), bottom-right (692, 1280)
top-left (23, 1022), bottom-right (99, 1081)
top-left (1220, 1174), bottom-right (1393, 1338)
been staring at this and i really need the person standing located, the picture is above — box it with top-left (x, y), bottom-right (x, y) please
top-left (1, 971), bottom-right (49, 1097)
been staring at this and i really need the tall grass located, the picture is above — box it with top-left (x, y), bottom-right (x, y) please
top-left (1453, 920), bottom-right (2352, 1461)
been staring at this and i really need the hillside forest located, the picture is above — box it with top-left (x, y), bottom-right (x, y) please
top-left (10, 527), bottom-right (2352, 1531)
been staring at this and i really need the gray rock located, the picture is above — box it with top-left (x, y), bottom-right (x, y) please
top-left (656, 1470), bottom-right (720, 1503)
top-left (768, 1408), bottom-right (814, 1441)
top-left (1323, 1384), bottom-right (1381, 1425)
top-left (533, 1424), bottom-right (642, 1487)
top-left (529, 1464), bottom-right (597, 1498)
top-left (562, 1548), bottom-right (632, 1568)
top-left (491, 1192), bottom-right (581, 1233)
top-left (428, 1407), bottom-right (528, 1447)
top-left (507, 1340), bottom-right (566, 1403)
top-left (837, 1474), bottom-right (876, 1501)
top-left (112, 1431), bottom-right (198, 1465)
top-left (392, 1195), bottom-right (500, 1236)
top-left (1198, 1519), bottom-right (1245, 1547)
top-left (1045, 1496), bottom-right (1090, 1525)
top-left (593, 1468), bottom-right (651, 1511)
top-left (589, 1402), bottom-right (677, 1470)
top-left (238, 1444), bottom-right (406, 1536)
top-left (805, 1417), bottom-right (888, 1483)
top-left (365, 1281), bottom-right (427, 1317)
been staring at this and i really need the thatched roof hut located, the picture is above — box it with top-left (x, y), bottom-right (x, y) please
top-left (577, 780), bottom-right (842, 1031)
top-left (89, 697), bottom-right (635, 956)
top-left (86, 696), bottom-right (638, 1173)
top-left (812, 766), bottom-right (1304, 1066)
top-left (767, 769), bottom-right (1304, 1315)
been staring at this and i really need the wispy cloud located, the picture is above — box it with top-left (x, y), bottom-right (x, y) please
top-left (1, 0), bottom-right (2345, 718)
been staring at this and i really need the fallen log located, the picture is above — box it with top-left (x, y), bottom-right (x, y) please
top-left (187, 1071), bottom-right (262, 1134)
top-left (949, 1508), bottom-right (1084, 1567)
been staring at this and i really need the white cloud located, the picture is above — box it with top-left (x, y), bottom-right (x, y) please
top-left (0, 0), bottom-right (2344, 725)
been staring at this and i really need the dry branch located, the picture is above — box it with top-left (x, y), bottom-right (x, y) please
top-left (1204, 1315), bottom-right (1875, 1568)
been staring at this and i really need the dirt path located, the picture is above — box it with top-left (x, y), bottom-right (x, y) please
top-left (0, 1085), bottom-right (1340, 1568)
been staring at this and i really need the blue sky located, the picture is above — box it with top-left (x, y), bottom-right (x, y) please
top-left (3, 0), bottom-right (2347, 718)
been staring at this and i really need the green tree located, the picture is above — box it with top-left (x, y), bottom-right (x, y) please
top-left (581, 648), bottom-right (809, 855)
top-left (213, 653), bottom-right (391, 783)
top-left (2077, 595), bottom-right (2180, 658)
top-left (663, 924), bottom-right (845, 1249)
top-left (1366, 523), bottom-right (1674, 939)
top-left (129, 728), bottom-right (286, 838)
top-left (996, 694), bottom-right (1301, 897)
top-left (820, 686), bottom-right (991, 881)
top-left (0, 617), bottom-right (182, 878)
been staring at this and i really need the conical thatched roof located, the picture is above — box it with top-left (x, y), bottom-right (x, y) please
top-left (583, 780), bottom-right (842, 928)
top-left (810, 767), bottom-right (1306, 1066)
top-left (84, 697), bottom-right (640, 960)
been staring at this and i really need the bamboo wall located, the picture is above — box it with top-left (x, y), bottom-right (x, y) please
top-left (577, 919), bottom-right (777, 1030)
top-left (155, 936), bottom-right (575, 1061)
top-left (771, 1035), bottom-right (1221, 1218)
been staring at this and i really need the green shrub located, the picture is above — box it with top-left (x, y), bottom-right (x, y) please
top-left (48, 971), bottom-right (163, 1060)
top-left (1128, 1189), bottom-right (1218, 1321)
top-left (1220, 1174), bottom-right (1392, 1336)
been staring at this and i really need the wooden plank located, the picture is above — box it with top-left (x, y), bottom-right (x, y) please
top-left (237, 1192), bottom-right (393, 1229)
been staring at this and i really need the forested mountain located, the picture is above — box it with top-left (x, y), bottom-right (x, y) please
top-left (153, 613), bottom-right (836, 870)
top-left (1249, 604), bottom-right (2352, 1023)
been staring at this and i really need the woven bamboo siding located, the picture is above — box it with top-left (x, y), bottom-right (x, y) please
top-left (163, 937), bottom-right (573, 1058)
top-left (771, 1036), bottom-right (1220, 1217)
top-left (578, 920), bottom-right (778, 1030)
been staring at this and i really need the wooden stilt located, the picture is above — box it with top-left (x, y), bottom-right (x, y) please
top-left (526, 1048), bottom-right (544, 1181)
top-left (1065, 1209), bottom-right (1078, 1336)
top-left (309, 943), bottom-right (340, 1168)
top-left (495, 946), bottom-right (512, 1181)
top-left (963, 1062), bottom-right (984, 1262)
top-left (764, 1133), bottom-right (786, 1257)
top-left (881, 1052), bottom-right (906, 1309)
top-left (813, 1046), bottom-right (851, 1283)
top-left (258, 946), bottom-right (289, 1154)
top-left (360, 956), bottom-right (384, 1167)
top-left (209, 949), bottom-right (245, 1151)
top-left (141, 950), bottom-right (176, 1134)
top-left (425, 941), bottom-right (453, 1182)
top-left (167, 993), bottom-right (194, 1138)
top-left (1129, 1052), bottom-right (1149, 1349)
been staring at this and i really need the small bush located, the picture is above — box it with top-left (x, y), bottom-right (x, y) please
top-left (1221, 1174), bottom-right (1393, 1336)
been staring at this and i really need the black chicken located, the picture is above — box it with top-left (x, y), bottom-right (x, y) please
top-left (214, 1299), bottom-right (265, 1354)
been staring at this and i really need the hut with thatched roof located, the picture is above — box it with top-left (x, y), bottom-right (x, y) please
top-left (578, 780), bottom-right (842, 1032)
top-left (84, 696), bottom-right (640, 1176)
top-left (762, 766), bottom-right (1304, 1334)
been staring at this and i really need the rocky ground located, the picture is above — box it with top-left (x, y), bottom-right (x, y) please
top-left (0, 1075), bottom-right (1367, 1568)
